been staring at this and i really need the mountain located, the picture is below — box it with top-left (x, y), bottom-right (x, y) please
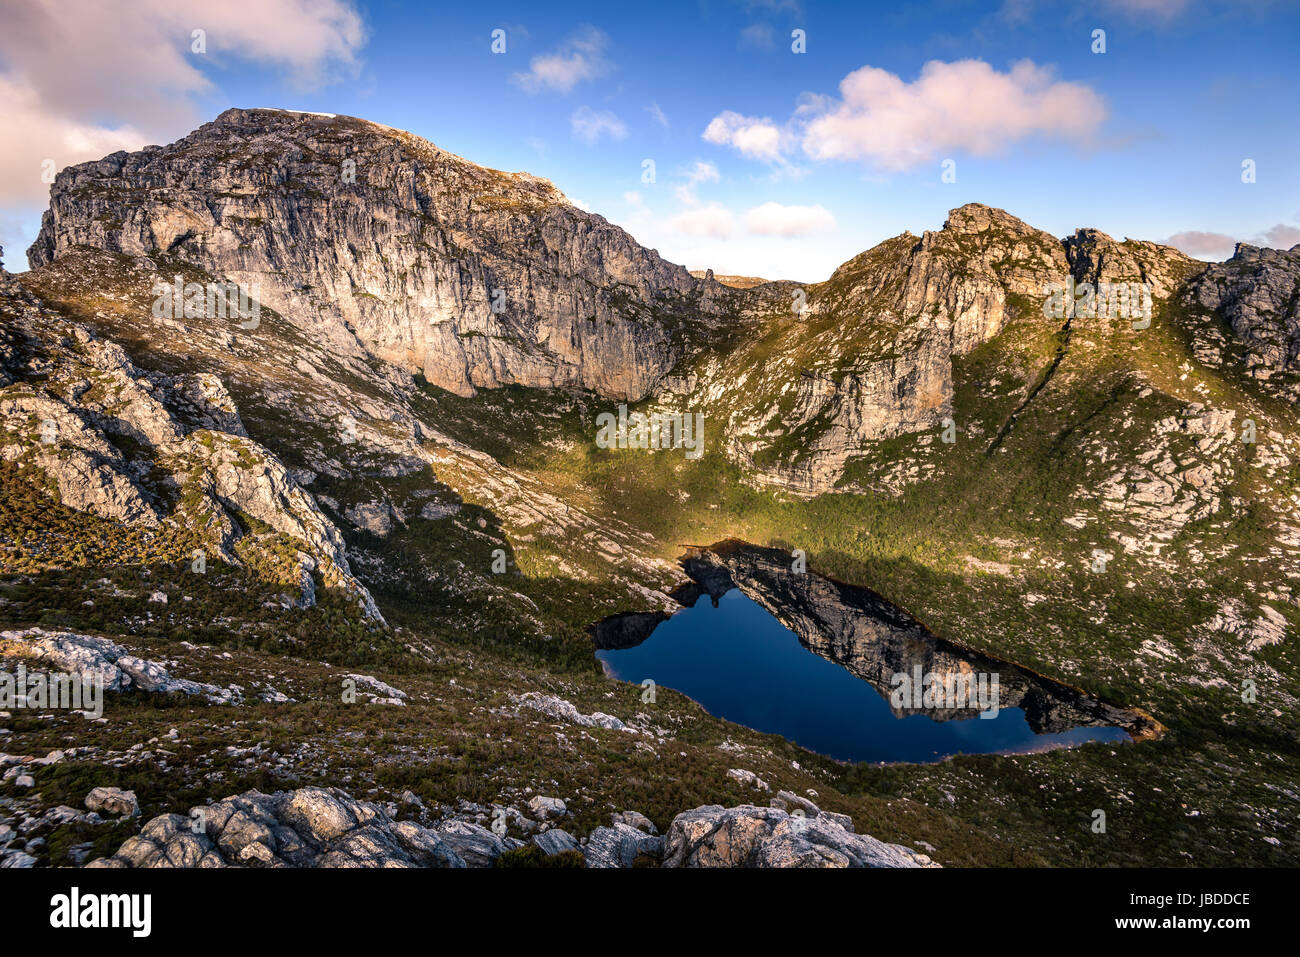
top-left (1, 108), bottom-right (1296, 868)
top-left (28, 107), bottom-right (736, 401)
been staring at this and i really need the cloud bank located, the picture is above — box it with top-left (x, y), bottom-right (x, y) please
top-left (0, 0), bottom-right (367, 205)
top-left (703, 59), bottom-right (1106, 172)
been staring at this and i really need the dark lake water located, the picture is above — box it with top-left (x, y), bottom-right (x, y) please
top-left (597, 589), bottom-right (1130, 764)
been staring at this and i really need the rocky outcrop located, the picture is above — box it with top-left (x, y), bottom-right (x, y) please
top-left (1064, 227), bottom-right (1201, 300)
top-left (0, 628), bottom-right (242, 703)
top-left (0, 264), bottom-right (380, 619)
top-left (583, 823), bottom-right (663, 868)
top-left (1092, 404), bottom-right (1242, 554)
top-left (29, 107), bottom-right (735, 400)
top-left (662, 803), bottom-right (936, 868)
top-left (511, 691), bottom-right (627, 730)
top-left (81, 786), bottom-right (926, 868)
top-left (85, 787), bottom-right (139, 818)
top-left (668, 205), bottom-right (1220, 495)
top-left (1185, 243), bottom-right (1300, 381)
top-left (88, 787), bottom-right (469, 868)
top-left (681, 206), bottom-right (1084, 494)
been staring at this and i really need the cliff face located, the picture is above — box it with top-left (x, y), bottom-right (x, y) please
top-left (664, 204), bottom-right (1202, 494)
top-left (29, 108), bottom-right (733, 400)
top-left (22, 108), bottom-right (1290, 500)
top-left (1185, 243), bottom-right (1300, 387)
top-left (0, 259), bottom-right (381, 620)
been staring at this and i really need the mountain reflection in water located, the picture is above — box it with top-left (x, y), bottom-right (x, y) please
top-left (593, 542), bottom-right (1154, 764)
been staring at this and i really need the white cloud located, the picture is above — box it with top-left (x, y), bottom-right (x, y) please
top-left (702, 111), bottom-right (787, 163)
top-left (673, 160), bottom-right (721, 205)
top-left (570, 106), bottom-right (626, 144)
top-left (801, 60), bottom-right (1105, 171)
top-left (512, 26), bottom-right (611, 94)
top-left (646, 102), bottom-right (669, 128)
top-left (744, 201), bottom-right (835, 237)
top-left (0, 0), bottom-right (366, 207)
top-left (668, 203), bottom-right (736, 238)
top-left (0, 76), bottom-right (147, 207)
top-left (686, 160), bottom-right (720, 185)
top-left (704, 60), bottom-right (1104, 173)
top-left (1262, 224), bottom-right (1300, 249)
top-left (1166, 224), bottom-right (1300, 259)
top-left (606, 192), bottom-right (844, 282)
top-left (1165, 230), bottom-right (1239, 258)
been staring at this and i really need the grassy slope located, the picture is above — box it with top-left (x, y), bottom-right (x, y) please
top-left (413, 286), bottom-right (1299, 866)
top-left (3, 247), bottom-right (1297, 867)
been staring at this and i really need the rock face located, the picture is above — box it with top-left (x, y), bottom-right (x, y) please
top-left (83, 787), bottom-right (926, 868)
top-left (29, 107), bottom-right (733, 400)
top-left (674, 204), bottom-right (1202, 494)
top-left (583, 823), bottom-right (664, 868)
top-left (662, 804), bottom-right (936, 868)
top-left (0, 628), bottom-right (242, 704)
top-left (16, 106), bottom-right (1269, 498)
top-left (531, 828), bottom-right (580, 856)
top-left (1186, 243), bottom-right (1300, 381)
top-left (0, 263), bottom-right (380, 619)
top-left (89, 787), bottom-right (469, 868)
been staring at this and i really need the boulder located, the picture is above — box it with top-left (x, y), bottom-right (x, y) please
top-left (527, 796), bottom-right (567, 820)
top-left (531, 828), bottom-right (580, 857)
top-left (584, 823), bottom-right (664, 868)
top-left (662, 804), bottom-right (937, 869)
top-left (87, 787), bottom-right (465, 869)
top-left (612, 810), bottom-right (657, 834)
top-left (84, 787), bottom-right (139, 818)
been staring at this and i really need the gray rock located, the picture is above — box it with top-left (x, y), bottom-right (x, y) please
top-left (662, 804), bottom-right (937, 868)
top-left (513, 692), bottom-right (626, 731)
top-left (583, 823), bottom-right (664, 868)
top-left (531, 828), bottom-right (580, 857)
top-left (527, 795), bottom-right (567, 820)
top-left (277, 787), bottom-right (365, 845)
top-left (345, 502), bottom-right (396, 537)
top-left (1, 628), bottom-right (241, 704)
top-left (726, 768), bottom-right (769, 791)
top-left (29, 107), bottom-right (731, 403)
top-left (770, 790), bottom-right (853, 832)
top-left (84, 786), bottom-right (139, 818)
top-left (612, 810), bottom-right (657, 834)
top-left (433, 820), bottom-right (509, 868)
top-left (86, 787), bottom-right (464, 869)
top-left (1187, 243), bottom-right (1300, 381)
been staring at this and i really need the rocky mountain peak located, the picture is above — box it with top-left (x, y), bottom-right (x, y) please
top-left (27, 107), bottom-right (726, 401)
top-left (941, 202), bottom-right (1041, 237)
top-left (1187, 241), bottom-right (1300, 379)
top-left (1062, 227), bottom-right (1201, 298)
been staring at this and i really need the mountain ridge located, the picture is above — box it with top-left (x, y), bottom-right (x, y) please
top-left (2, 107), bottom-right (1297, 869)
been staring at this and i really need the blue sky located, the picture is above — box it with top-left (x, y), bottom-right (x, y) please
top-left (1, 0), bottom-right (1297, 279)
